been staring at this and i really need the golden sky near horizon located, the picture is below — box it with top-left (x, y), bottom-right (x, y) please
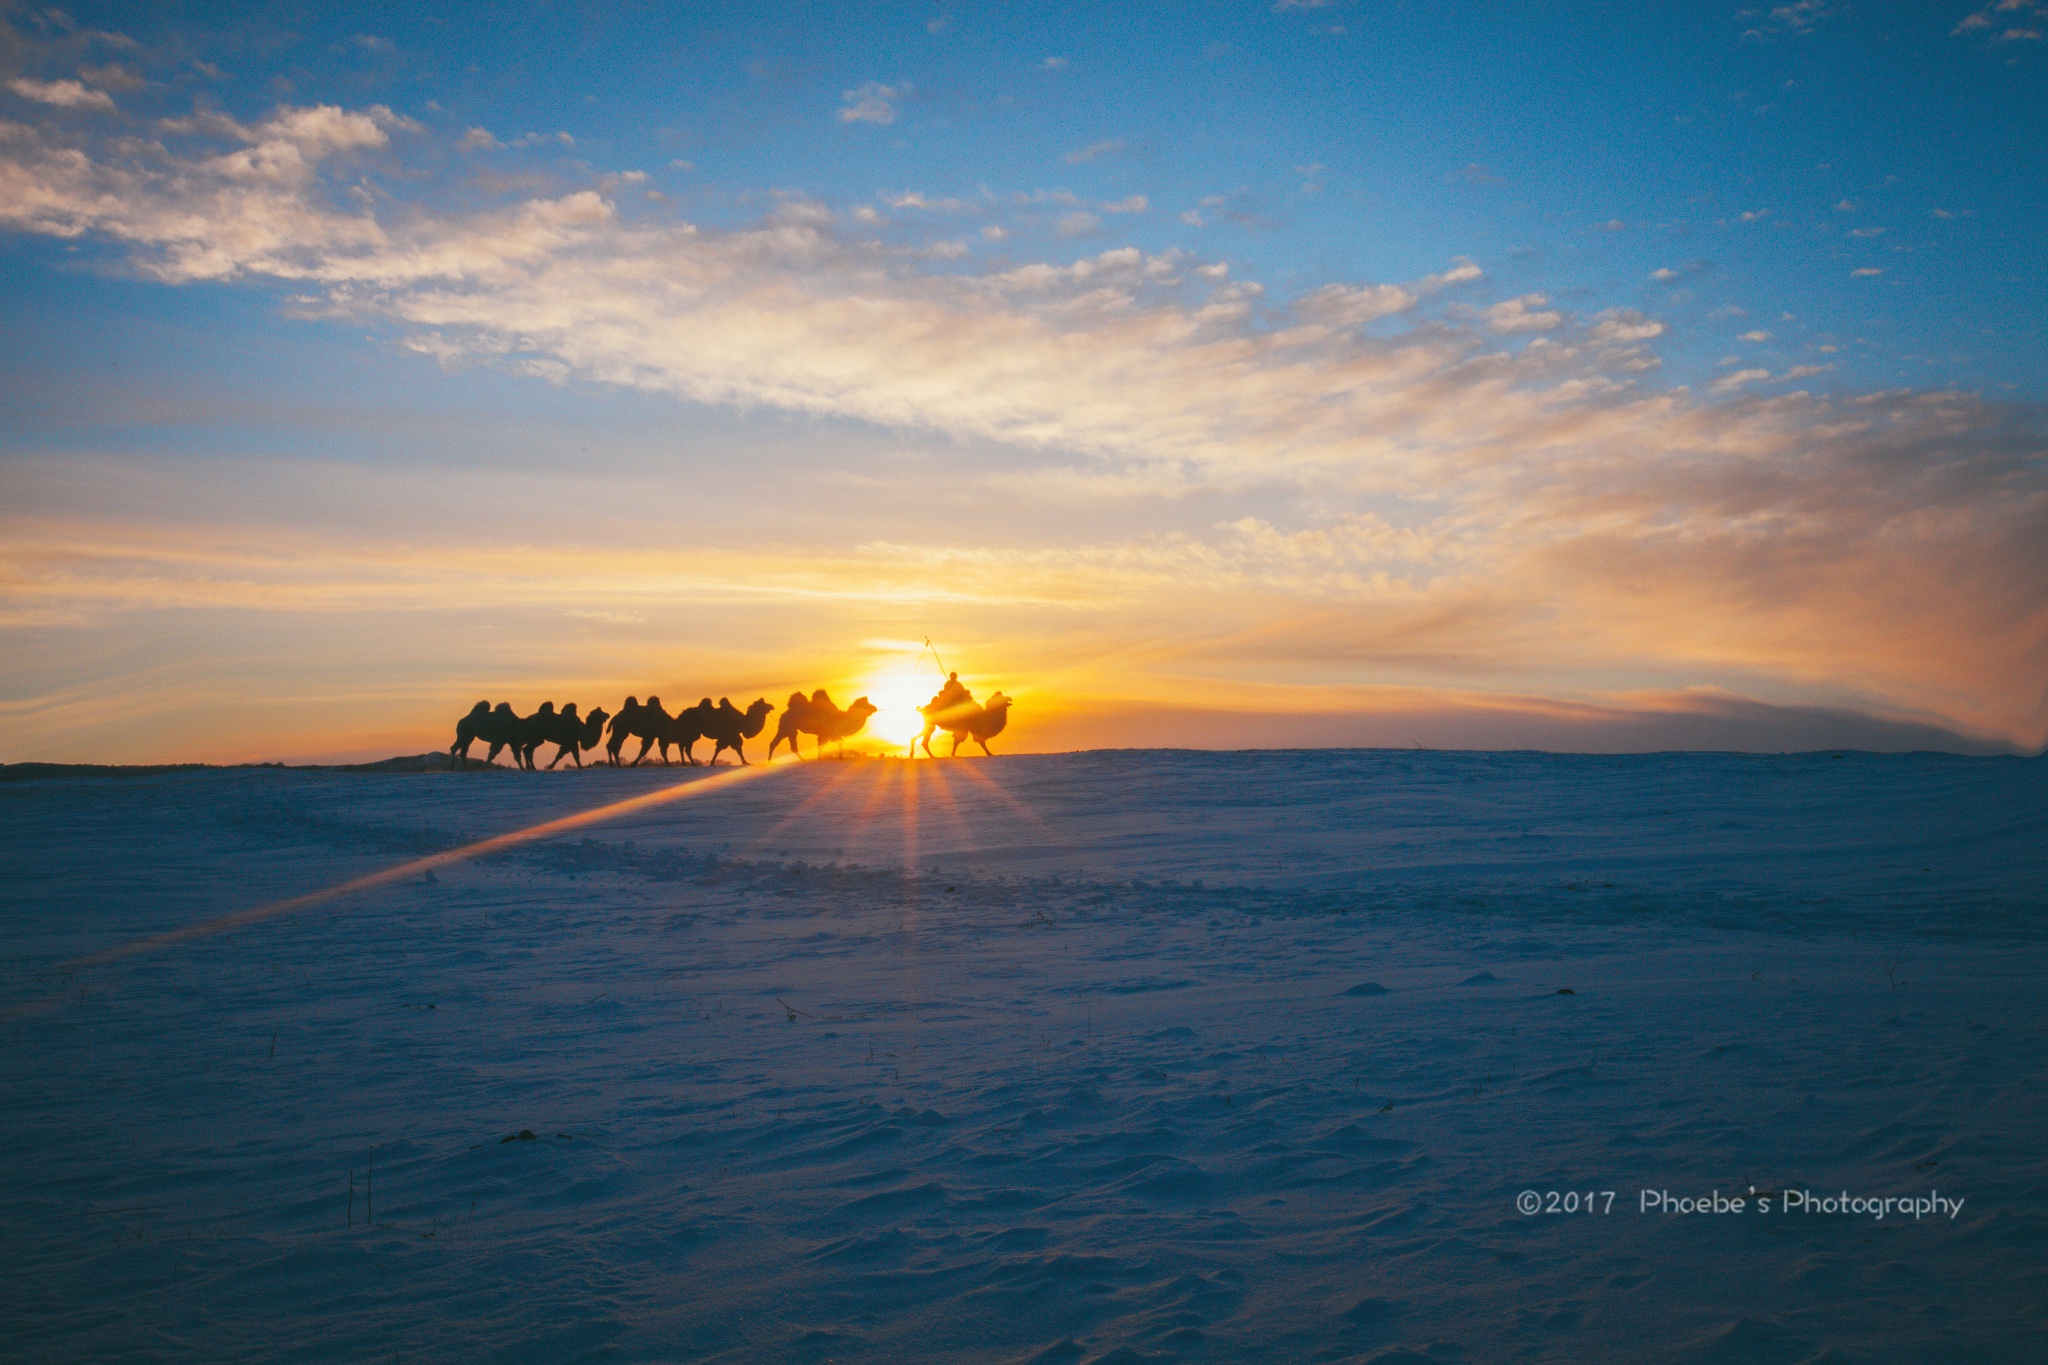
top-left (2, 9), bottom-right (2045, 762)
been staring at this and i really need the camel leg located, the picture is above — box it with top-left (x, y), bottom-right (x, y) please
top-left (486, 741), bottom-right (506, 766)
top-left (977, 738), bottom-right (993, 756)
top-left (631, 735), bottom-right (655, 766)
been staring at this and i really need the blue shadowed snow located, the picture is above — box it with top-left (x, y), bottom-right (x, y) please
top-left (2, 750), bottom-right (2044, 1361)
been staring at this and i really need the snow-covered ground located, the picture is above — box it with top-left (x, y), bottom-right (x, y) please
top-left (3, 749), bottom-right (2045, 1362)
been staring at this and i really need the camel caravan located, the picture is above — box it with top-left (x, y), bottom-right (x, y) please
top-left (449, 673), bottom-right (1013, 770)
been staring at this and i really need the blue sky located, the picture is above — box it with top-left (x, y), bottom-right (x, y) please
top-left (15, 0), bottom-right (2038, 396)
top-left (2, 1), bottom-right (2044, 759)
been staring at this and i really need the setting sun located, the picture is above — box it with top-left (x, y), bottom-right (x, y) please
top-left (859, 664), bottom-right (940, 750)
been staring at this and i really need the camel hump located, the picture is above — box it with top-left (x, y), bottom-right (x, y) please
top-left (812, 688), bottom-right (832, 705)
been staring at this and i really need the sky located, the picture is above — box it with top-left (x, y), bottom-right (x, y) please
top-left (1, 0), bottom-right (2044, 762)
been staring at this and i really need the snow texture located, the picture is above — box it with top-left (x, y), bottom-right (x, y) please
top-left (3, 749), bottom-right (2046, 1362)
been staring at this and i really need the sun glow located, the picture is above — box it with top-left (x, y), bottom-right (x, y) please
top-left (861, 665), bottom-right (942, 750)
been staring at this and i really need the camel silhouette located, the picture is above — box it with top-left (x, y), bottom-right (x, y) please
top-left (510, 702), bottom-right (557, 770)
top-left (654, 698), bottom-right (714, 766)
top-left (541, 703), bottom-right (611, 769)
top-left (698, 697), bottom-right (775, 766)
top-left (769, 689), bottom-right (878, 759)
top-left (451, 700), bottom-right (522, 768)
top-left (917, 691), bottom-right (1012, 757)
top-left (607, 695), bottom-right (678, 767)
top-left (603, 697), bottom-right (642, 766)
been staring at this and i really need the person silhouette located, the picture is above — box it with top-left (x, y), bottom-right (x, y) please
top-left (931, 672), bottom-right (972, 714)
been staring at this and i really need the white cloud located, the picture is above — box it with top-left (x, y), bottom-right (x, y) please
top-left (1, 105), bottom-right (2041, 744)
top-left (1710, 367), bottom-right (1771, 394)
top-left (1056, 211), bottom-right (1100, 237)
top-left (1743, 0), bottom-right (1833, 36)
top-left (459, 127), bottom-right (500, 151)
top-left (884, 191), bottom-right (969, 211)
top-left (1483, 294), bottom-right (1562, 333)
top-left (1851, 267), bottom-right (1883, 276)
top-left (1065, 139), bottom-right (1124, 164)
top-left (1739, 330), bottom-right (1772, 342)
top-left (8, 77), bottom-right (116, 111)
top-left (1296, 282), bottom-right (1414, 327)
top-left (1953, 1), bottom-right (2048, 39)
top-left (1293, 259), bottom-right (1480, 329)
top-left (78, 64), bottom-right (145, 92)
top-left (1040, 56), bottom-right (1069, 70)
top-left (838, 81), bottom-right (907, 125)
top-left (1101, 195), bottom-right (1148, 214)
top-left (1650, 267), bottom-right (1680, 281)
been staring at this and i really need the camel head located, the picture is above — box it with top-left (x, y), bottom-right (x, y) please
top-left (847, 697), bottom-right (877, 721)
top-left (742, 697), bottom-right (774, 737)
top-left (582, 707), bottom-right (609, 741)
top-left (985, 691), bottom-right (1012, 712)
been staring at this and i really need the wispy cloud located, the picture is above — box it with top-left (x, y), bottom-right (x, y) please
top-left (1742, 0), bottom-right (1834, 37)
top-left (1482, 293), bottom-right (1562, 333)
top-left (838, 80), bottom-right (908, 125)
top-left (1064, 138), bottom-right (1126, 165)
top-left (1953, 0), bottom-right (2047, 41)
top-left (7, 76), bottom-right (115, 110)
top-left (0, 105), bottom-right (2042, 745)
top-left (1294, 259), bottom-right (1480, 327)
